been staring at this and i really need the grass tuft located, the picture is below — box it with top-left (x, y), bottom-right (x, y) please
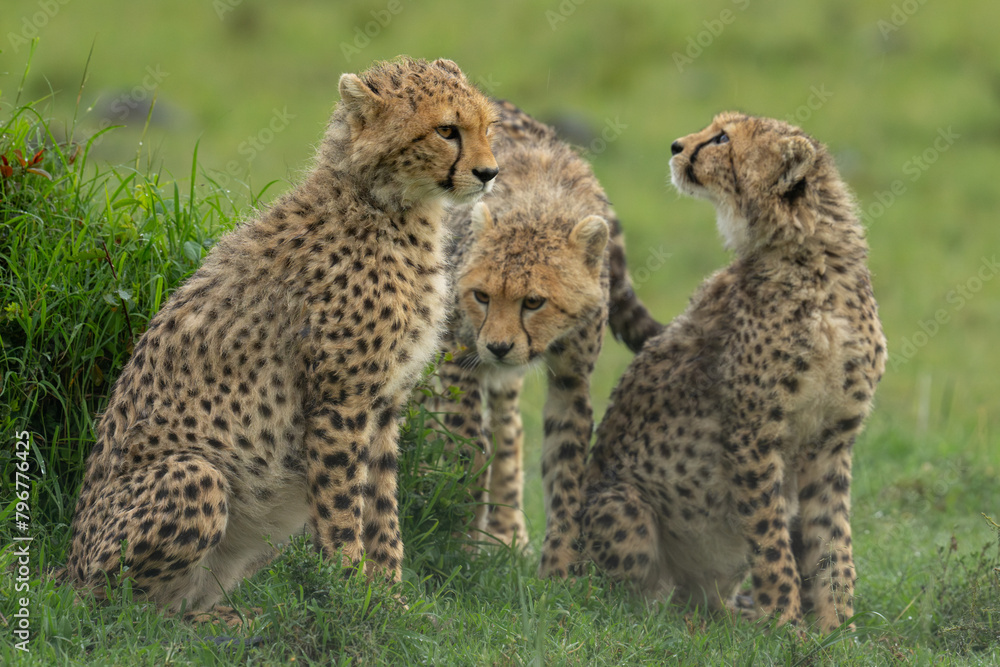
top-left (1, 101), bottom-right (238, 535)
top-left (923, 517), bottom-right (1000, 655)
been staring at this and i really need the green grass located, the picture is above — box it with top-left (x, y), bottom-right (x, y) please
top-left (2, 0), bottom-right (1000, 662)
top-left (0, 101), bottom-right (241, 537)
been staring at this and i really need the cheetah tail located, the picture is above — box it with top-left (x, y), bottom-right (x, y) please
top-left (607, 214), bottom-right (665, 353)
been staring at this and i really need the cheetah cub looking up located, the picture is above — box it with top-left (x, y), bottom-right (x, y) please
top-left (581, 112), bottom-right (886, 632)
top-left (65, 57), bottom-right (498, 614)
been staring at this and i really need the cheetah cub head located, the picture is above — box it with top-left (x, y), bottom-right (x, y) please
top-left (336, 57), bottom-right (499, 205)
top-left (455, 202), bottom-right (608, 370)
top-left (669, 111), bottom-right (827, 254)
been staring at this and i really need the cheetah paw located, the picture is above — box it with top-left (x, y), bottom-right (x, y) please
top-left (181, 605), bottom-right (263, 628)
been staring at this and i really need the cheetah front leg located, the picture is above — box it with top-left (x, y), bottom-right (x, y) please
top-left (304, 396), bottom-right (376, 573)
top-left (436, 359), bottom-right (492, 541)
top-left (794, 426), bottom-right (858, 632)
top-left (360, 397), bottom-right (407, 581)
top-left (729, 429), bottom-right (804, 627)
top-left (538, 317), bottom-right (604, 578)
top-left (484, 376), bottom-right (528, 549)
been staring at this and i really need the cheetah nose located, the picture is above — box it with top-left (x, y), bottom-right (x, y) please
top-left (486, 342), bottom-right (513, 359)
top-left (473, 167), bottom-right (499, 184)
top-left (670, 141), bottom-right (684, 156)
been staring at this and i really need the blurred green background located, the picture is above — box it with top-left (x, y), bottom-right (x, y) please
top-left (3, 0), bottom-right (998, 545)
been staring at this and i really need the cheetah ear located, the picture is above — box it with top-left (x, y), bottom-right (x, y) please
top-left (432, 58), bottom-right (465, 79)
top-left (776, 135), bottom-right (816, 193)
top-left (338, 73), bottom-right (382, 115)
top-left (470, 201), bottom-right (494, 236)
top-left (569, 215), bottom-right (609, 271)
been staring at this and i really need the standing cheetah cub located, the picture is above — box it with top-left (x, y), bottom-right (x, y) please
top-left (581, 112), bottom-right (886, 632)
top-left (433, 102), bottom-right (661, 563)
top-left (65, 57), bottom-right (498, 614)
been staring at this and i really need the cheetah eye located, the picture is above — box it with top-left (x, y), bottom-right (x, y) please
top-left (712, 132), bottom-right (729, 145)
top-left (436, 125), bottom-right (460, 140)
top-left (522, 296), bottom-right (546, 311)
top-left (473, 290), bottom-right (490, 304)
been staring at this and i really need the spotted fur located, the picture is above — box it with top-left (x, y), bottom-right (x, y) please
top-left (580, 112), bottom-right (886, 632)
top-left (64, 57), bottom-right (499, 613)
top-left (431, 102), bottom-right (661, 571)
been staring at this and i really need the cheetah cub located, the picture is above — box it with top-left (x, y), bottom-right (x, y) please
top-left (581, 112), bottom-right (886, 632)
top-left (65, 57), bottom-right (499, 614)
top-left (433, 102), bottom-right (661, 568)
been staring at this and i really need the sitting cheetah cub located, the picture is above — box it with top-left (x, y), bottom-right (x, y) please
top-left (65, 57), bottom-right (499, 614)
top-left (581, 112), bottom-right (886, 632)
top-left (433, 102), bottom-right (661, 568)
